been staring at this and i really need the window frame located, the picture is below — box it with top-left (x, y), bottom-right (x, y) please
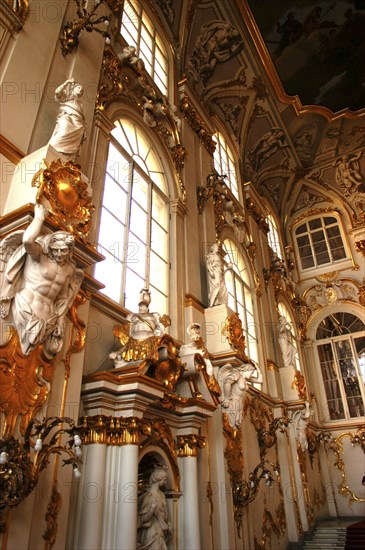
top-left (315, 314), bottom-right (365, 422)
top-left (293, 213), bottom-right (350, 275)
top-left (94, 117), bottom-right (170, 314)
top-left (222, 238), bottom-right (259, 365)
top-left (120, 0), bottom-right (169, 96)
top-left (267, 214), bottom-right (283, 259)
top-left (213, 131), bottom-right (240, 201)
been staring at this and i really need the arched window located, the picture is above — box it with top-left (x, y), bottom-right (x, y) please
top-left (316, 312), bottom-right (365, 421)
top-left (295, 215), bottom-right (347, 270)
top-left (94, 118), bottom-right (169, 313)
top-left (213, 132), bottom-right (239, 200)
top-left (121, 0), bottom-right (168, 95)
top-left (278, 302), bottom-right (300, 371)
top-left (223, 239), bottom-right (258, 363)
top-left (267, 215), bottom-right (283, 259)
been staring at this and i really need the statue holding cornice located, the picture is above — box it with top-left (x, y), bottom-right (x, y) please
top-left (109, 288), bottom-right (170, 366)
top-left (0, 203), bottom-right (83, 356)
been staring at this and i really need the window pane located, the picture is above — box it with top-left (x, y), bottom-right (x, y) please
top-left (324, 216), bottom-right (337, 225)
top-left (125, 268), bottom-right (145, 310)
top-left (152, 190), bottom-right (168, 228)
top-left (151, 221), bottom-right (168, 259)
top-left (334, 340), bottom-right (365, 418)
top-left (318, 343), bottom-right (345, 420)
top-left (131, 173), bottom-right (148, 211)
top-left (94, 250), bottom-right (123, 303)
top-left (150, 251), bottom-right (168, 292)
top-left (149, 285), bottom-right (167, 314)
top-left (103, 175), bottom-right (128, 221)
top-left (98, 208), bottom-right (125, 250)
top-left (309, 218), bottom-right (322, 230)
top-left (296, 223), bottom-right (307, 235)
top-left (129, 200), bottom-right (148, 241)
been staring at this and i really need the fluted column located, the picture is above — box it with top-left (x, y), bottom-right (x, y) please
top-left (114, 419), bottom-right (141, 550)
top-left (177, 434), bottom-right (206, 550)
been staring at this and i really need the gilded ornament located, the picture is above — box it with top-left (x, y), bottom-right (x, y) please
top-left (291, 369), bottom-right (307, 401)
top-left (222, 312), bottom-right (250, 361)
top-left (329, 428), bottom-right (365, 505)
top-left (5, 0), bottom-right (29, 22)
top-left (43, 482), bottom-right (62, 548)
top-left (246, 198), bottom-right (270, 233)
top-left (32, 160), bottom-right (95, 240)
top-left (60, 0), bottom-right (111, 56)
top-left (180, 95), bottom-right (216, 154)
top-left (176, 434), bottom-right (205, 457)
top-left (0, 329), bottom-right (56, 437)
top-left (254, 499), bottom-right (286, 550)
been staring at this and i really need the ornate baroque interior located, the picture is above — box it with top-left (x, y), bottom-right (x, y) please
top-left (0, 1), bottom-right (364, 549)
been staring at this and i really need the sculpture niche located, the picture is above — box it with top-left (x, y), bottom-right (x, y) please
top-left (137, 465), bottom-right (172, 550)
top-left (0, 203), bottom-right (83, 357)
top-left (278, 315), bottom-right (297, 369)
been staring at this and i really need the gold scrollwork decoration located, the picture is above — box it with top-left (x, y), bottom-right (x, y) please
top-left (4, 0), bottom-right (29, 22)
top-left (32, 159), bottom-right (95, 240)
top-left (254, 498), bottom-right (286, 550)
top-left (222, 312), bottom-right (251, 362)
top-left (291, 369), bottom-right (307, 401)
top-left (0, 329), bottom-right (56, 437)
top-left (180, 95), bottom-right (216, 155)
top-left (43, 482), bottom-right (62, 548)
top-left (329, 428), bottom-right (365, 505)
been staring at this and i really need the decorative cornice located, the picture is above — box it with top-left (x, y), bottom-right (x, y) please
top-left (81, 415), bottom-right (146, 445)
top-left (184, 293), bottom-right (205, 314)
top-left (246, 198), bottom-right (269, 234)
top-left (180, 94), bottom-right (216, 155)
top-left (0, 134), bottom-right (25, 164)
top-left (176, 434), bottom-right (206, 457)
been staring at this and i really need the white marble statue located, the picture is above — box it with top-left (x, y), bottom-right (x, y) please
top-left (109, 288), bottom-right (168, 366)
top-left (218, 362), bottom-right (263, 428)
top-left (0, 204), bottom-right (83, 356)
top-left (278, 315), bottom-right (297, 369)
top-left (49, 79), bottom-right (86, 159)
top-left (206, 244), bottom-right (230, 308)
top-left (292, 401), bottom-right (312, 451)
top-left (179, 322), bottom-right (214, 376)
top-left (137, 465), bottom-right (172, 550)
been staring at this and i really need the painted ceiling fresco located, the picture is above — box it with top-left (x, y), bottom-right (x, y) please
top-left (248, 0), bottom-right (365, 113)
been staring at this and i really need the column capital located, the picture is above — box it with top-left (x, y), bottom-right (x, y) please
top-left (81, 415), bottom-right (145, 445)
top-left (177, 434), bottom-right (206, 457)
top-left (170, 197), bottom-right (187, 217)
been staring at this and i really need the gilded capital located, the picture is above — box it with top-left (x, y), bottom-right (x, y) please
top-left (176, 434), bottom-right (206, 457)
top-left (81, 415), bottom-right (144, 446)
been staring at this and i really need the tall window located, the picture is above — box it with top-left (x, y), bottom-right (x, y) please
top-left (95, 118), bottom-right (169, 313)
top-left (121, 0), bottom-right (168, 95)
top-left (267, 215), bottom-right (283, 259)
top-left (295, 216), bottom-right (347, 270)
top-left (213, 132), bottom-right (239, 200)
top-left (316, 312), bottom-right (365, 421)
top-left (223, 239), bottom-right (258, 363)
top-left (278, 302), bottom-right (300, 371)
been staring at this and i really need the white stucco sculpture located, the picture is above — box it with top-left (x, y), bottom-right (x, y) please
top-left (218, 362), bottom-right (263, 428)
top-left (0, 204), bottom-right (83, 356)
top-left (278, 315), bottom-right (297, 369)
top-left (109, 288), bottom-right (168, 366)
top-left (292, 400), bottom-right (312, 451)
top-left (206, 243), bottom-right (230, 308)
top-left (137, 465), bottom-right (172, 550)
top-left (49, 79), bottom-right (86, 158)
top-left (335, 153), bottom-right (363, 196)
top-left (179, 322), bottom-right (214, 377)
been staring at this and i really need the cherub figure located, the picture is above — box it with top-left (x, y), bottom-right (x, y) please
top-left (335, 153), bottom-right (363, 196)
top-left (0, 204), bottom-right (83, 356)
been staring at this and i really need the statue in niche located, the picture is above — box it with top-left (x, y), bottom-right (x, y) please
top-left (49, 78), bottom-right (86, 159)
top-left (292, 400), bottom-right (312, 451)
top-left (248, 127), bottom-right (288, 171)
top-left (180, 322), bottom-right (214, 377)
top-left (335, 153), bottom-right (363, 196)
top-left (188, 20), bottom-right (242, 84)
top-left (137, 465), bottom-right (172, 550)
top-left (0, 204), bottom-right (83, 356)
top-left (218, 362), bottom-right (263, 428)
top-left (278, 315), bottom-right (297, 369)
top-left (206, 244), bottom-right (231, 308)
top-left (109, 288), bottom-right (169, 366)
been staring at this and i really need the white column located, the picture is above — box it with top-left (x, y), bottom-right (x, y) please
top-left (78, 444), bottom-right (107, 550)
top-left (182, 456), bottom-right (201, 549)
top-left (114, 444), bottom-right (139, 550)
top-left (178, 434), bottom-right (205, 550)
